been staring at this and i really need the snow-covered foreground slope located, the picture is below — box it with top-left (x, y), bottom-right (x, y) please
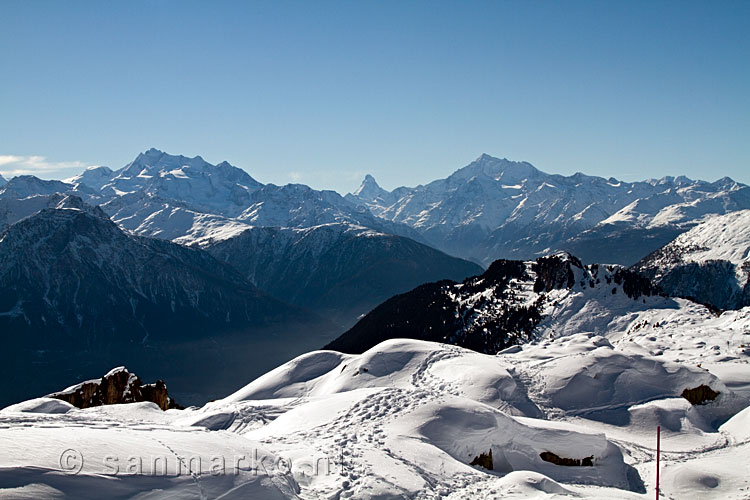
top-left (2, 315), bottom-right (749, 499)
top-left (634, 209), bottom-right (750, 310)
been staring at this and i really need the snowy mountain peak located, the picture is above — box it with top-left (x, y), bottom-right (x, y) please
top-left (100, 149), bottom-right (263, 217)
top-left (123, 148), bottom-right (195, 176)
top-left (451, 154), bottom-right (540, 184)
top-left (353, 174), bottom-right (386, 200)
top-left (85, 165), bottom-right (112, 174)
top-left (0, 175), bottom-right (77, 199)
top-left (53, 194), bottom-right (110, 220)
top-left (64, 165), bottom-right (115, 190)
top-left (116, 149), bottom-right (260, 186)
top-left (0, 174), bottom-right (6, 187)
top-left (711, 176), bottom-right (740, 189)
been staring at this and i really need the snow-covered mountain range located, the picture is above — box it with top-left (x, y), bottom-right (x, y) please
top-left (57, 148), bottom-right (422, 243)
top-left (347, 154), bottom-right (750, 266)
top-left (0, 149), bottom-right (479, 327)
top-left (634, 209), bottom-right (750, 310)
top-left (8, 149), bottom-right (748, 273)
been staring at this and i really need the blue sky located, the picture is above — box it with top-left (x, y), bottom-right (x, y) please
top-left (1, 1), bottom-right (748, 193)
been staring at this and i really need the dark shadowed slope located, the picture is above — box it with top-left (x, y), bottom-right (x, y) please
top-left (203, 223), bottom-right (483, 327)
top-left (0, 200), bottom-right (336, 406)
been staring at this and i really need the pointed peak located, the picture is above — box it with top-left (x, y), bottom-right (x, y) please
top-left (353, 174), bottom-right (387, 199)
top-left (53, 195), bottom-right (110, 220)
top-left (451, 154), bottom-right (540, 183)
top-left (362, 174), bottom-right (379, 186)
top-left (84, 165), bottom-right (113, 173)
top-left (711, 176), bottom-right (737, 188)
top-left (475, 153), bottom-right (499, 162)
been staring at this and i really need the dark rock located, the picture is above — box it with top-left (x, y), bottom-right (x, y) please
top-left (48, 367), bottom-right (183, 411)
top-left (612, 268), bottom-right (657, 300)
top-left (540, 451), bottom-right (594, 467)
top-left (533, 254), bottom-right (579, 293)
top-left (469, 449), bottom-right (493, 470)
top-left (681, 385), bottom-right (720, 405)
top-left (324, 259), bottom-right (541, 354)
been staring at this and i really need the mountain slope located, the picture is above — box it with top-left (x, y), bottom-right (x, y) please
top-left (0, 192), bottom-right (73, 232)
top-left (325, 252), bottom-right (663, 354)
top-left (0, 201), bottom-right (335, 406)
top-left (0, 175), bottom-right (85, 200)
top-left (347, 154), bottom-right (750, 265)
top-left (633, 209), bottom-right (750, 310)
top-left (202, 223), bottom-right (483, 326)
top-left (64, 165), bottom-right (116, 190)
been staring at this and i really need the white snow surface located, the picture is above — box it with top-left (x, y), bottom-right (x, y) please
top-left (645, 209), bottom-right (750, 273)
top-left (2, 299), bottom-right (749, 499)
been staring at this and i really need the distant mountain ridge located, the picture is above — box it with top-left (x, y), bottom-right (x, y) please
top-left (53, 148), bottom-right (423, 244)
top-left (346, 154), bottom-right (750, 265)
top-left (6, 150), bottom-right (748, 269)
top-left (1, 149), bottom-right (480, 326)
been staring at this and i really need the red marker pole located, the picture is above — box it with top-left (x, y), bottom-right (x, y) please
top-left (656, 425), bottom-right (661, 499)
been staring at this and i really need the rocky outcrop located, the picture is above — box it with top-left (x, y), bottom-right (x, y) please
top-left (325, 252), bottom-right (664, 355)
top-left (533, 254), bottom-right (578, 293)
top-left (611, 268), bottom-right (658, 300)
top-left (324, 258), bottom-right (541, 355)
top-left (540, 451), bottom-right (593, 467)
top-left (48, 367), bottom-right (182, 411)
top-left (681, 385), bottom-right (720, 405)
top-left (469, 450), bottom-right (493, 470)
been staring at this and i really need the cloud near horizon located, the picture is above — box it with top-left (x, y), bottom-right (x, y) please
top-left (0, 155), bottom-right (97, 179)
